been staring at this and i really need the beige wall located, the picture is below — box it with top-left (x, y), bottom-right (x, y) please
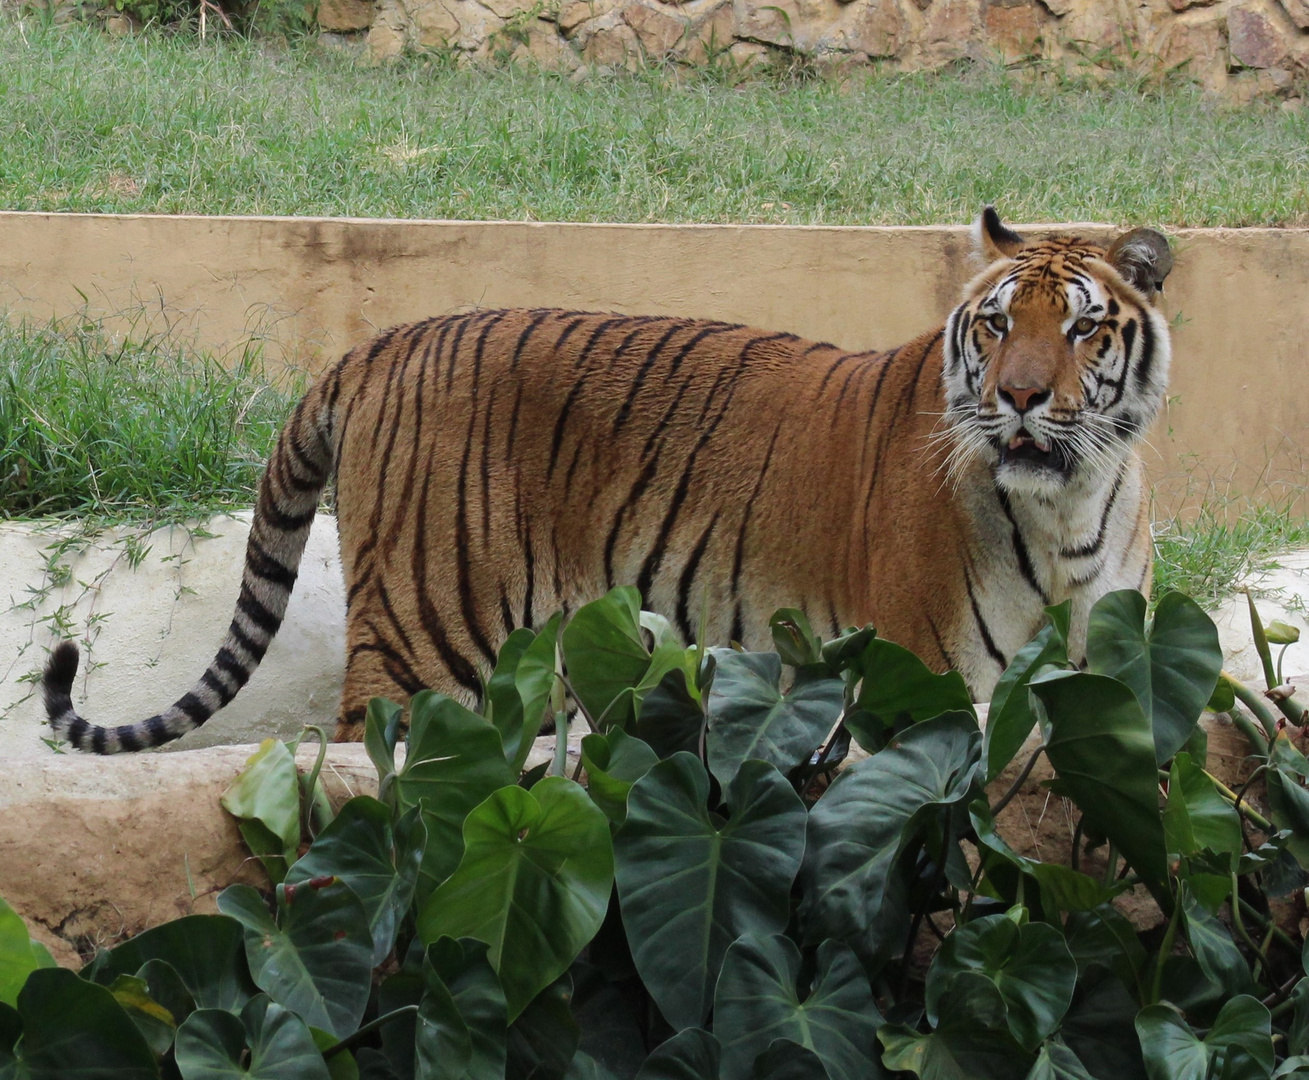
top-left (1, 211), bottom-right (1306, 515)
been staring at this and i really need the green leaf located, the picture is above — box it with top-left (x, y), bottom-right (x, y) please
top-left (424, 938), bottom-right (507, 1080)
top-left (1179, 882), bottom-right (1256, 997)
top-left (1031, 671), bottom-right (1169, 900)
top-left (714, 935), bottom-right (884, 1080)
top-left (562, 587), bottom-right (650, 728)
top-left (770, 609), bottom-right (824, 669)
top-left (614, 755), bottom-right (807, 1030)
top-left (513, 613), bottom-right (563, 774)
top-left (1267, 621), bottom-right (1301, 646)
top-left (221, 739), bottom-right (303, 878)
top-left (985, 603), bottom-right (1070, 782)
top-left (134, 959), bottom-right (197, 1033)
top-left (506, 973), bottom-right (578, 1080)
top-left (925, 915), bottom-right (1076, 1053)
top-left (487, 627), bottom-right (537, 761)
top-left (13, 967), bottom-right (159, 1079)
top-left (752, 1039), bottom-right (830, 1079)
top-left (1024, 1040), bottom-right (1096, 1080)
top-left (971, 803), bottom-right (1125, 914)
top-left (175, 995), bottom-right (331, 1080)
top-left (1136, 997), bottom-right (1272, 1080)
top-left (87, 914), bottom-right (258, 1012)
top-left (877, 977), bottom-right (1029, 1080)
top-left (800, 713), bottom-right (981, 949)
top-left (414, 957), bottom-right (472, 1080)
top-left (637, 1029), bottom-right (721, 1080)
top-left (393, 691), bottom-right (516, 906)
top-left (108, 975), bottom-right (177, 1057)
top-left (705, 651), bottom-right (844, 787)
top-left (364, 698), bottom-right (403, 788)
top-left (850, 637), bottom-right (975, 742)
top-left (287, 798), bottom-right (425, 966)
top-left (1062, 905), bottom-right (1148, 993)
top-left (0, 899), bottom-right (54, 1010)
top-left (630, 668), bottom-right (704, 760)
top-left (217, 880), bottom-right (373, 1040)
top-left (581, 728), bottom-right (659, 825)
top-left (1085, 590), bottom-right (1222, 765)
top-left (1164, 753), bottom-right (1242, 865)
top-left (417, 778), bottom-right (613, 1021)
top-left (1058, 968), bottom-right (1145, 1080)
top-left (1208, 676), bottom-right (1236, 715)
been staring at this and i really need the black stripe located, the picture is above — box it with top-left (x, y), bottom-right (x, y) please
top-left (995, 488), bottom-right (1050, 604)
top-left (675, 514), bottom-right (719, 644)
top-left (731, 422), bottom-right (783, 596)
top-left (1134, 316), bottom-right (1156, 390)
top-left (115, 726), bottom-right (142, 753)
top-left (613, 321), bottom-right (687, 435)
top-left (256, 489), bottom-right (316, 533)
top-left (202, 669), bottom-right (236, 706)
top-left (816, 352), bottom-right (856, 395)
top-left (92, 726), bottom-right (106, 754)
top-left (176, 692), bottom-right (211, 723)
top-left (730, 603), bottom-right (744, 646)
top-left (228, 619), bottom-right (269, 662)
top-left (522, 522), bottom-right (536, 630)
top-left (237, 584), bottom-right (280, 635)
top-left (965, 573), bottom-right (1007, 672)
top-left (1060, 467), bottom-right (1125, 558)
top-left (145, 714), bottom-right (170, 744)
top-left (215, 648), bottom-right (252, 687)
top-left (246, 537), bottom-right (298, 590)
top-left (509, 309), bottom-right (553, 372)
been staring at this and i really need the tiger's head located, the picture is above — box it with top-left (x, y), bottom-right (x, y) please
top-left (940, 207), bottom-right (1173, 498)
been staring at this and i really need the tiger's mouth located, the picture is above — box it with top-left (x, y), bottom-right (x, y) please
top-left (996, 428), bottom-right (1068, 472)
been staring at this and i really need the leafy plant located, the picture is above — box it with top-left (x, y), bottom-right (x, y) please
top-left (4, 584), bottom-right (1309, 1078)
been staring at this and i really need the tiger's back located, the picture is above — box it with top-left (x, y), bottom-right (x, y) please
top-left (331, 309), bottom-right (966, 731)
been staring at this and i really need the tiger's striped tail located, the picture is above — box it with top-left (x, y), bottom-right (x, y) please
top-left (42, 385), bottom-right (338, 754)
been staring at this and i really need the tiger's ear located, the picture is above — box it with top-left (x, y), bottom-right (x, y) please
top-left (973, 206), bottom-right (1025, 261)
top-left (1106, 227), bottom-right (1173, 300)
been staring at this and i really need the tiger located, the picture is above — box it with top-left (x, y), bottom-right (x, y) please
top-left (42, 208), bottom-right (1173, 753)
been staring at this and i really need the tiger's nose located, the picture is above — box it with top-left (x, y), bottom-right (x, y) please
top-left (999, 385), bottom-right (1051, 414)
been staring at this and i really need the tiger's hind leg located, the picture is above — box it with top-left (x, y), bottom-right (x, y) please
top-left (334, 620), bottom-right (429, 742)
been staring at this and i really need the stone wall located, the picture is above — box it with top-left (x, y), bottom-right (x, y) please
top-left (316, 0), bottom-right (1309, 96)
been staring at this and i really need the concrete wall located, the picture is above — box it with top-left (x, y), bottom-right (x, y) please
top-left (2, 210), bottom-right (1307, 513)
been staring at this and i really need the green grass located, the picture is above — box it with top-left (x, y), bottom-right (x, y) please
top-left (0, 312), bottom-right (299, 522)
top-left (1, 21), bottom-right (1307, 226)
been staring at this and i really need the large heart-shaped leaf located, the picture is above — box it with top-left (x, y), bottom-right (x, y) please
top-left (850, 638), bottom-right (975, 745)
top-left (1058, 968), bottom-right (1146, 1080)
top-left (1164, 753), bottom-right (1242, 866)
top-left (1024, 1040), bottom-right (1096, 1080)
top-left (220, 739), bottom-right (303, 881)
top-left (637, 1029), bottom-right (721, 1080)
top-left (413, 956), bottom-right (472, 1080)
top-left (631, 668), bottom-right (704, 760)
top-left (0, 899), bottom-right (53, 1010)
top-left (562, 588), bottom-right (651, 728)
top-left (614, 755), bottom-right (806, 1030)
top-left (217, 880), bottom-right (373, 1039)
top-left (87, 914), bottom-right (257, 1012)
top-left (286, 798), bottom-right (425, 966)
top-left (392, 692), bottom-right (516, 906)
top-left (752, 1039), bottom-right (830, 1079)
top-left (12, 967), bottom-right (159, 1079)
top-left (174, 995), bottom-right (330, 1080)
top-left (799, 713), bottom-right (981, 949)
top-left (984, 603), bottom-right (1070, 782)
top-left (1085, 590), bottom-right (1222, 764)
top-left (512, 614), bottom-right (563, 773)
top-left (713, 935), bottom-right (883, 1080)
top-left (581, 728), bottom-right (659, 826)
top-left (422, 938), bottom-right (507, 1080)
top-left (705, 650), bottom-right (844, 786)
top-left (1136, 997), bottom-right (1273, 1080)
top-left (506, 972), bottom-right (578, 1080)
top-left (486, 627), bottom-right (537, 765)
top-left (1179, 882), bottom-right (1256, 998)
top-left (417, 778), bottom-right (613, 1021)
top-left (925, 915), bottom-right (1076, 1052)
top-left (1031, 671), bottom-right (1168, 900)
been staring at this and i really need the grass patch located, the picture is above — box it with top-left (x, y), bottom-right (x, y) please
top-left (0, 22), bottom-right (1307, 226)
top-left (0, 312), bottom-right (300, 522)
top-left (1153, 499), bottom-right (1309, 607)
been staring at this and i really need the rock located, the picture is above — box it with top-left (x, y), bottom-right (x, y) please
top-left (104, 12), bottom-right (137, 33)
top-left (481, 0), bottom-right (540, 20)
top-left (408, 0), bottom-right (461, 44)
top-left (318, 0), bottom-right (376, 30)
top-left (678, 0), bottom-right (735, 61)
top-left (559, 0), bottom-right (617, 31)
top-left (1228, 2), bottom-right (1291, 69)
top-left (509, 17), bottom-right (584, 64)
top-left (580, 16), bottom-right (643, 63)
top-left (1277, 0), bottom-right (1309, 29)
top-left (916, 0), bottom-right (983, 66)
top-left (1168, 0), bottom-right (1219, 11)
top-left (983, 0), bottom-right (1047, 62)
top-left (367, 0), bottom-right (409, 57)
top-left (623, 0), bottom-right (691, 54)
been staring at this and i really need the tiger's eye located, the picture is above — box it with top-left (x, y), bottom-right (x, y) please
top-left (987, 313), bottom-right (1009, 334)
top-left (1073, 316), bottom-right (1098, 337)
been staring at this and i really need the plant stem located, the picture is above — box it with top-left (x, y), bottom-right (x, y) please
top-left (1227, 672), bottom-right (1279, 741)
top-left (322, 1005), bottom-right (420, 1058)
top-left (1150, 897), bottom-right (1183, 1006)
top-left (989, 746), bottom-right (1045, 817)
top-left (1230, 870), bottom-right (1269, 976)
top-left (298, 724), bottom-right (329, 840)
top-left (1205, 769), bottom-right (1275, 831)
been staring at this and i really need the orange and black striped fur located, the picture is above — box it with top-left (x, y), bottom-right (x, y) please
top-left (43, 209), bottom-right (1174, 753)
